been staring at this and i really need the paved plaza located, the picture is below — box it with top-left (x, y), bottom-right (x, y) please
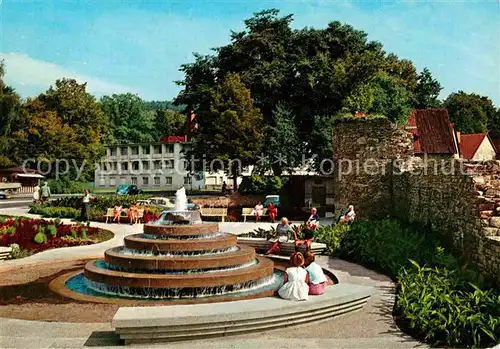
top-left (0, 208), bottom-right (425, 349)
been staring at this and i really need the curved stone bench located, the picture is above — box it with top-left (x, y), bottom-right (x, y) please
top-left (237, 237), bottom-right (327, 255)
top-left (112, 283), bottom-right (373, 345)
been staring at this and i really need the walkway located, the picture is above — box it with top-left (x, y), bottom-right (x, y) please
top-left (0, 208), bottom-right (425, 348)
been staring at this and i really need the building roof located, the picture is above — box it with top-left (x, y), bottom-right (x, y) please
top-left (407, 109), bottom-right (458, 155)
top-left (459, 133), bottom-right (489, 159)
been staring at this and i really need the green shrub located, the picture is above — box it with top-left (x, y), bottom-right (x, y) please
top-left (397, 260), bottom-right (500, 347)
top-left (50, 194), bottom-right (151, 211)
top-left (340, 219), bottom-right (453, 277)
top-left (314, 224), bottom-right (350, 255)
top-left (9, 243), bottom-right (32, 259)
top-left (239, 176), bottom-right (286, 194)
top-left (47, 178), bottom-right (87, 194)
top-left (81, 229), bottom-right (87, 240)
top-left (47, 225), bottom-right (57, 237)
top-left (29, 205), bottom-right (80, 219)
top-left (33, 232), bottom-right (46, 244)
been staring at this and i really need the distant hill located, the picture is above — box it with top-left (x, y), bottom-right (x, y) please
top-left (142, 100), bottom-right (186, 112)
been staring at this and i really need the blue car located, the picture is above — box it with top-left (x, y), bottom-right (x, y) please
top-left (116, 184), bottom-right (143, 195)
top-left (263, 195), bottom-right (280, 207)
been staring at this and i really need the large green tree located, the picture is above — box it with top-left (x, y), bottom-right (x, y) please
top-left (444, 91), bottom-right (497, 134)
top-left (154, 108), bottom-right (186, 140)
top-left (24, 79), bottom-right (108, 178)
top-left (175, 9), bottom-right (426, 169)
top-left (412, 68), bottom-right (442, 109)
top-left (100, 93), bottom-right (155, 144)
top-left (260, 104), bottom-right (302, 176)
top-left (0, 61), bottom-right (26, 167)
top-left (187, 72), bottom-right (264, 189)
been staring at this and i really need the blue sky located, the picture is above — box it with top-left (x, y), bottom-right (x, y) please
top-left (1, 0), bottom-right (499, 105)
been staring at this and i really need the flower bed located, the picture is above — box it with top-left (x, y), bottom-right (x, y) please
top-left (0, 216), bottom-right (114, 258)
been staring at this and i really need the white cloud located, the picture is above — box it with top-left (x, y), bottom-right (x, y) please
top-left (0, 52), bottom-right (141, 97)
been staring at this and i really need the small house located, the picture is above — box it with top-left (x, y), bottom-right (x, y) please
top-left (458, 133), bottom-right (497, 161)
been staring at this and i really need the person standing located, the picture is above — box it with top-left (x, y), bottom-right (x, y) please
top-left (81, 189), bottom-right (93, 222)
top-left (39, 182), bottom-right (51, 204)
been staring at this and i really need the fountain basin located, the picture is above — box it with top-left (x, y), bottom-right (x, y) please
top-left (84, 256), bottom-right (274, 288)
top-left (105, 245), bottom-right (256, 270)
top-left (154, 210), bottom-right (202, 225)
top-left (143, 223), bottom-right (219, 237)
top-left (124, 233), bottom-right (237, 252)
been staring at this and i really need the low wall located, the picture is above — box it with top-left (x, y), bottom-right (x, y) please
top-left (333, 118), bottom-right (500, 285)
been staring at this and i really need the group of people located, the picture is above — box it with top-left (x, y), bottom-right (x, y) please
top-left (278, 251), bottom-right (327, 300)
top-left (112, 202), bottom-right (139, 224)
top-left (251, 201), bottom-right (278, 222)
top-left (265, 207), bottom-right (321, 255)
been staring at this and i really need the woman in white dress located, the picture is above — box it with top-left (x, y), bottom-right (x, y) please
top-left (252, 202), bottom-right (264, 221)
top-left (278, 252), bottom-right (309, 301)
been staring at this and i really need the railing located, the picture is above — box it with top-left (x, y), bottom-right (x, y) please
top-left (17, 186), bottom-right (37, 194)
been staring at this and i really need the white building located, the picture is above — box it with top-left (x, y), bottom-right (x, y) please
top-left (94, 141), bottom-right (252, 190)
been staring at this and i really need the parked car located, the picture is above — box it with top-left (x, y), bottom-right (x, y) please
top-left (263, 195), bottom-right (280, 207)
top-left (116, 184), bottom-right (143, 195)
top-left (149, 197), bottom-right (174, 209)
top-left (0, 191), bottom-right (11, 199)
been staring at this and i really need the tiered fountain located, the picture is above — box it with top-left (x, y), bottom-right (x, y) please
top-left (56, 188), bottom-right (282, 303)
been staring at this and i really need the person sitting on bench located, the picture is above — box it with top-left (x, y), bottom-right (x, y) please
top-left (294, 221), bottom-right (317, 251)
top-left (338, 204), bottom-right (355, 225)
top-left (265, 217), bottom-right (293, 255)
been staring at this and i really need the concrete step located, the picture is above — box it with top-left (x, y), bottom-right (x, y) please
top-left (113, 283), bottom-right (373, 345)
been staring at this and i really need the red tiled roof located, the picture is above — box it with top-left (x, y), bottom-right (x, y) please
top-left (459, 133), bottom-right (488, 159)
top-left (407, 109), bottom-right (458, 155)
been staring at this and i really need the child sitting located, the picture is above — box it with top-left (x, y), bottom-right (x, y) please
top-left (277, 252), bottom-right (309, 301)
top-left (304, 251), bottom-right (327, 295)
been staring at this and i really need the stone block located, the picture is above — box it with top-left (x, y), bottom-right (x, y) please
top-left (485, 189), bottom-right (500, 197)
top-left (480, 210), bottom-right (494, 219)
top-left (479, 203), bottom-right (495, 211)
top-left (482, 227), bottom-right (498, 236)
top-left (490, 217), bottom-right (500, 228)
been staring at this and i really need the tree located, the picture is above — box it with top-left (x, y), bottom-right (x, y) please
top-left (175, 9), bottom-right (422, 164)
top-left (154, 109), bottom-right (186, 139)
top-left (413, 68), bottom-right (442, 109)
top-left (100, 93), bottom-right (155, 144)
top-left (260, 104), bottom-right (302, 176)
top-left (187, 73), bottom-right (264, 189)
top-left (0, 61), bottom-right (26, 167)
top-left (444, 91), bottom-right (497, 134)
top-left (25, 79), bottom-right (108, 179)
top-left (370, 74), bottom-right (413, 124)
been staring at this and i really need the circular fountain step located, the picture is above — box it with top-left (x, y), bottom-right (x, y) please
top-left (124, 233), bottom-right (236, 252)
top-left (104, 245), bottom-right (256, 270)
top-left (84, 256), bottom-right (274, 288)
top-left (144, 223), bottom-right (219, 237)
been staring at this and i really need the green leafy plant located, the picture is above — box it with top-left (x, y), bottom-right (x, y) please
top-left (314, 224), bottom-right (350, 255)
top-left (81, 229), bottom-right (87, 240)
top-left (33, 232), bottom-right (47, 244)
top-left (397, 260), bottom-right (500, 347)
top-left (47, 224), bottom-right (57, 237)
top-left (71, 230), bottom-right (77, 239)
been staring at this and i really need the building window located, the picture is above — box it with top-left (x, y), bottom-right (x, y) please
top-left (154, 161), bottom-right (162, 170)
top-left (99, 177), bottom-right (105, 186)
top-left (166, 144), bottom-right (174, 153)
top-left (132, 161), bottom-right (140, 171)
top-left (120, 147), bottom-right (128, 156)
top-left (110, 148), bottom-right (117, 156)
top-left (131, 177), bottom-right (137, 185)
top-left (153, 145), bottom-right (162, 154)
top-left (110, 177), bottom-right (116, 186)
top-left (184, 176), bottom-right (192, 185)
top-left (120, 177), bottom-right (126, 185)
top-left (143, 177), bottom-right (149, 186)
top-left (142, 146), bottom-right (150, 155)
top-left (154, 177), bottom-right (160, 186)
top-left (121, 162), bottom-right (129, 171)
top-left (142, 161), bottom-right (150, 171)
top-left (165, 177), bottom-right (173, 185)
top-left (164, 159), bottom-right (174, 169)
top-left (113, 162), bottom-right (118, 171)
top-left (131, 147), bottom-right (139, 155)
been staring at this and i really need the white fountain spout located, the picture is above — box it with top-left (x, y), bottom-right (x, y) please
top-left (174, 187), bottom-right (188, 211)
